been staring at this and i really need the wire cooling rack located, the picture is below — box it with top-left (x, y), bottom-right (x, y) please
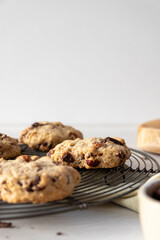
top-left (0, 147), bottom-right (159, 219)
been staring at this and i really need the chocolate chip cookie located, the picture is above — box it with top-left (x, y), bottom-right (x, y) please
top-left (47, 137), bottom-right (131, 169)
top-left (18, 122), bottom-right (83, 151)
top-left (0, 133), bottom-right (21, 159)
top-left (0, 156), bottom-right (81, 203)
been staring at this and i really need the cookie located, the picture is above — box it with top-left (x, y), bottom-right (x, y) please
top-left (47, 137), bottom-right (131, 169)
top-left (18, 121), bottom-right (83, 151)
top-left (0, 156), bottom-right (81, 203)
top-left (0, 133), bottom-right (21, 159)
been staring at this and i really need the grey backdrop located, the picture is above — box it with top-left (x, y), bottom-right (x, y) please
top-left (0, 0), bottom-right (160, 124)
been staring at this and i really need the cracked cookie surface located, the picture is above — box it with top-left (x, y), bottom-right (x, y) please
top-left (0, 133), bottom-right (21, 159)
top-left (18, 121), bottom-right (83, 151)
top-left (47, 137), bottom-right (131, 169)
top-left (0, 156), bottom-right (81, 203)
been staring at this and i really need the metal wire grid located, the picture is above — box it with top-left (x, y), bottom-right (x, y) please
top-left (0, 148), bottom-right (159, 219)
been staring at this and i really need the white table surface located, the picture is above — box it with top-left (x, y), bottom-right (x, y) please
top-left (0, 123), bottom-right (160, 240)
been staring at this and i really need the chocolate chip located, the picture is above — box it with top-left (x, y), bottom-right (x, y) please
top-left (26, 176), bottom-right (41, 192)
top-left (51, 178), bottom-right (56, 183)
top-left (0, 221), bottom-right (12, 228)
top-left (43, 142), bottom-right (48, 147)
top-left (86, 159), bottom-right (100, 167)
top-left (118, 152), bottom-right (125, 159)
top-left (48, 144), bottom-right (52, 149)
top-left (18, 181), bottom-right (22, 186)
top-left (62, 153), bottom-right (74, 163)
top-left (98, 153), bottom-right (103, 156)
top-left (56, 232), bottom-right (63, 236)
top-left (104, 137), bottom-right (123, 146)
top-left (31, 122), bottom-right (49, 129)
top-left (26, 186), bottom-right (33, 192)
top-left (32, 122), bottom-right (40, 128)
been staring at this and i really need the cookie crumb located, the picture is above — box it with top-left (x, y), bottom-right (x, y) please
top-left (0, 221), bottom-right (12, 228)
top-left (56, 232), bottom-right (64, 236)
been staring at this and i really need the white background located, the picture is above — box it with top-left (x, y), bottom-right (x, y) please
top-left (0, 0), bottom-right (160, 125)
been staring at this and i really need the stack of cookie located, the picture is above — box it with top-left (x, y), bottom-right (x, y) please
top-left (0, 121), bottom-right (131, 204)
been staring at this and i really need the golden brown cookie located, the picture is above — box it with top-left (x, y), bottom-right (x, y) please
top-left (0, 133), bottom-right (21, 159)
top-left (18, 121), bottom-right (83, 151)
top-left (47, 137), bottom-right (131, 169)
top-left (0, 156), bottom-right (81, 203)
